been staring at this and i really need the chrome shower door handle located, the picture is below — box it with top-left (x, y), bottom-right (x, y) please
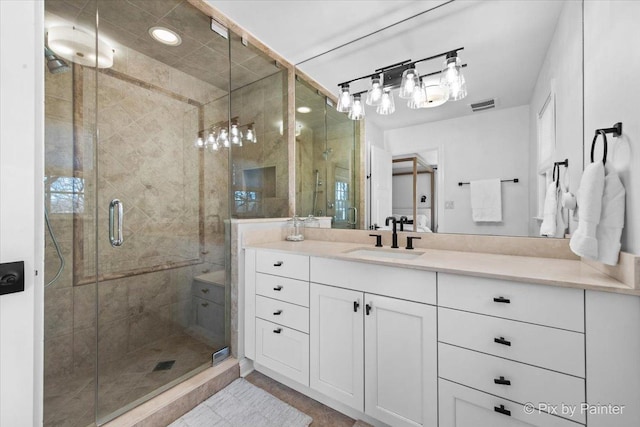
top-left (348, 207), bottom-right (357, 227)
top-left (109, 199), bottom-right (124, 247)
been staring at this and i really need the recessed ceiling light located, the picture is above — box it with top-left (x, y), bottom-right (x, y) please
top-left (149, 27), bottom-right (181, 46)
top-left (297, 106), bottom-right (312, 114)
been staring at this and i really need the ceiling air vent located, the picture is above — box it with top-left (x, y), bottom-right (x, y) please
top-left (470, 99), bottom-right (495, 112)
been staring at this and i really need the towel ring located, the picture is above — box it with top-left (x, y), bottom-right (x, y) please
top-left (552, 163), bottom-right (559, 189)
top-left (591, 129), bottom-right (608, 165)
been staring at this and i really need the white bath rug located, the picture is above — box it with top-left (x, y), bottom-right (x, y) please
top-left (169, 378), bottom-right (313, 427)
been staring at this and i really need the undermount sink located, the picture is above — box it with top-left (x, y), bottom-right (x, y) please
top-left (345, 248), bottom-right (424, 260)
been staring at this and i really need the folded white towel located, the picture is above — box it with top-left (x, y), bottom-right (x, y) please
top-left (569, 162), bottom-right (605, 259)
top-left (470, 179), bottom-right (502, 222)
top-left (596, 165), bottom-right (625, 265)
top-left (540, 182), bottom-right (558, 237)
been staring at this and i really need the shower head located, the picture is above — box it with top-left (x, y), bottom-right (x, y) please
top-left (45, 47), bottom-right (71, 74)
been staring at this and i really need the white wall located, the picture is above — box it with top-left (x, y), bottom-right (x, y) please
top-left (392, 173), bottom-right (431, 211)
top-left (584, 1), bottom-right (640, 255)
top-left (0, 1), bottom-right (44, 425)
top-left (365, 119), bottom-right (385, 228)
top-left (528, 0), bottom-right (583, 237)
top-left (385, 105), bottom-right (530, 236)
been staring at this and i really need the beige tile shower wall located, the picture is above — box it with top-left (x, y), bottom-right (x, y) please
top-left (230, 72), bottom-right (289, 219)
top-left (296, 125), bottom-right (315, 216)
top-left (44, 44), bottom-right (230, 381)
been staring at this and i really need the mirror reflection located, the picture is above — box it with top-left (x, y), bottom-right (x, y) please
top-left (297, 0), bottom-right (583, 238)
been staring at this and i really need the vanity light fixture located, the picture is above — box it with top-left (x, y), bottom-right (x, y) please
top-left (149, 26), bottom-right (182, 46)
top-left (336, 48), bottom-right (467, 120)
top-left (196, 120), bottom-right (258, 151)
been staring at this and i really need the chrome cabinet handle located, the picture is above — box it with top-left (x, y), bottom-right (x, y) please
top-left (109, 199), bottom-right (124, 247)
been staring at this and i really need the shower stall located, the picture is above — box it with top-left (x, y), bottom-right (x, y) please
top-left (43, 1), bottom-right (285, 425)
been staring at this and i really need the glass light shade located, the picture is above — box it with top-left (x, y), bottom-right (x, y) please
top-left (376, 89), bottom-right (395, 115)
top-left (207, 140), bottom-right (219, 152)
top-left (217, 129), bottom-right (229, 148)
top-left (194, 136), bottom-right (205, 148)
top-left (399, 67), bottom-right (419, 99)
top-left (206, 132), bottom-right (216, 145)
top-left (366, 76), bottom-right (383, 106)
top-left (348, 95), bottom-right (365, 120)
top-left (230, 124), bottom-right (243, 145)
top-left (407, 83), bottom-right (426, 109)
top-left (440, 55), bottom-right (467, 101)
top-left (336, 85), bottom-right (352, 112)
top-left (245, 128), bottom-right (257, 143)
top-left (449, 73), bottom-right (467, 101)
top-left (422, 84), bottom-right (450, 108)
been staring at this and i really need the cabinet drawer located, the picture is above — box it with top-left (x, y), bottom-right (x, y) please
top-left (310, 257), bottom-right (436, 304)
top-left (256, 295), bottom-right (309, 333)
top-left (439, 379), bottom-right (580, 427)
top-left (192, 280), bottom-right (225, 304)
top-left (439, 308), bottom-right (585, 377)
top-left (439, 344), bottom-right (585, 423)
top-left (256, 273), bottom-right (309, 307)
top-left (438, 273), bottom-right (584, 332)
top-left (256, 251), bottom-right (309, 281)
top-left (255, 318), bottom-right (309, 386)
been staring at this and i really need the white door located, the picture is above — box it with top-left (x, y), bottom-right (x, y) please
top-left (364, 294), bottom-right (437, 427)
top-left (310, 283), bottom-right (364, 411)
top-left (370, 146), bottom-right (392, 229)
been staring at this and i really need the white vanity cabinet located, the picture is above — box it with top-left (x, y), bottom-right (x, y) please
top-left (437, 273), bottom-right (586, 426)
top-left (310, 258), bottom-right (438, 427)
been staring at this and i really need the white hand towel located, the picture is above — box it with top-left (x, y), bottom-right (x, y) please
top-left (596, 165), bottom-right (625, 265)
top-left (569, 162), bottom-right (605, 259)
top-left (470, 179), bottom-right (502, 222)
top-left (540, 182), bottom-right (558, 237)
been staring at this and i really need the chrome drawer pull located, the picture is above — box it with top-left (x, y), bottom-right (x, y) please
top-left (273, 261), bottom-right (283, 267)
top-left (493, 296), bottom-right (511, 304)
top-left (494, 337), bottom-right (511, 346)
top-left (273, 310), bottom-right (283, 315)
top-left (201, 288), bottom-right (209, 294)
top-left (273, 285), bottom-right (283, 291)
top-left (494, 376), bottom-right (511, 386)
top-left (201, 302), bottom-right (209, 307)
top-left (273, 328), bottom-right (282, 334)
top-left (494, 404), bottom-right (511, 416)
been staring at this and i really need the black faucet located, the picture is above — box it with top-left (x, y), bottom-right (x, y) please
top-left (385, 216), bottom-right (399, 248)
top-left (399, 216), bottom-right (408, 231)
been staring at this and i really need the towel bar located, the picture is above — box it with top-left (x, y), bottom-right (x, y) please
top-left (458, 178), bottom-right (518, 186)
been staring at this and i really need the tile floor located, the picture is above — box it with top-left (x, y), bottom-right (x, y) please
top-left (44, 332), bottom-right (216, 427)
top-left (245, 371), bottom-right (357, 427)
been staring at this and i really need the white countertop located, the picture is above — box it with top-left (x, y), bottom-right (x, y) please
top-left (246, 239), bottom-right (638, 296)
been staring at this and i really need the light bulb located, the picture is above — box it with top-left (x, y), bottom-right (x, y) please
top-left (336, 84), bottom-right (352, 113)
top-left (440, 53), bottom-right (467, 101)
top-left (206, 132), bottom-right (215, 145)
top-left (246, 128), bottom-right (257, 143)
top-left (348, 94), bottom-right (365, 120)
top-left (376, 89), bottom-right (395, 115)
top-left (230, 124), bottom-right (243, 145)
top-left (399, 67), bottom-right (419, 99)
top-left (207, 141), bottom-right (219, 152)
top-left (366, 76), bottom-right (383, 106)
top-left (194, 136), bottom-right (204, 148)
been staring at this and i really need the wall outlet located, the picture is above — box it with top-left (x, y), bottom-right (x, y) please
top-left (445, 201), bottom-right (455, 209)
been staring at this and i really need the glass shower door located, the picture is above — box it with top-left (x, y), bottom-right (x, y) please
top-left (93, 1), bottom-right (231, 422)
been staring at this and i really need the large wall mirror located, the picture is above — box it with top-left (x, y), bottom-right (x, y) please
top-left (296, 0), bottom-right (583, 238)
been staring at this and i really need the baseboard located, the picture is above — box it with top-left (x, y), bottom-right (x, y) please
top-left (239, 357), bottom-right (255, 377)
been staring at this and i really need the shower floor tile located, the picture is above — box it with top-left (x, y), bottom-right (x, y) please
top-left (44, 331), bottom-right (217, 427)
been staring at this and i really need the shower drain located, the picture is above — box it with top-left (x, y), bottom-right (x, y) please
top-left (153, 360), bottom-right (176, 371)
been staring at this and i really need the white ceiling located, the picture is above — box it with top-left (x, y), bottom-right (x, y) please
top-left (210, 0), bottom-right (564, 130)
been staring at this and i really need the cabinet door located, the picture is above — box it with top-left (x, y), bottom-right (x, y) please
top-left (310, 283), bottom-right (364, 411)
top-left (364, 294), bottom-right (437, 427)
top-left (439, 379), bottom-right (577, 427)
